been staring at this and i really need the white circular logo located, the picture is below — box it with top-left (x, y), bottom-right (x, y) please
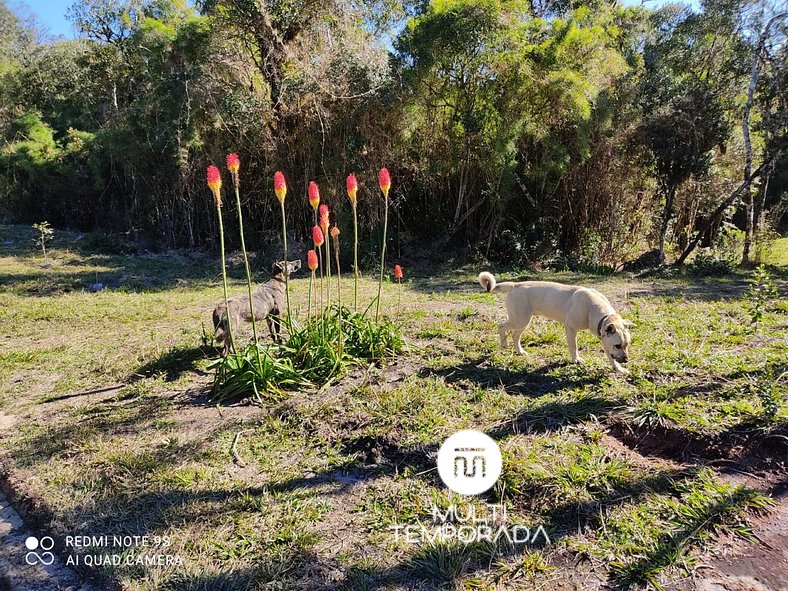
top-left (437, 430), bottom-right (502, 495)
top-left (24, 535), bottom-right (54, 565)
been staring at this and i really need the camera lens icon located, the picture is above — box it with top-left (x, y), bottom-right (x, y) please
top-left (24, 535), bottom-right (55, 565)
top-left (437, 430), bottom-right (502, 495)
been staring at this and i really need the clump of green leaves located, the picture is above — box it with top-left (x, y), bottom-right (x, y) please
top-left (743, 265), bottom-right (778, 328)
top-left (209, 306), bottom-right (405, 403)
top-left (32, 221), bottom-right (53, 259)
top-left (687, 252), bottom-right (735, 277)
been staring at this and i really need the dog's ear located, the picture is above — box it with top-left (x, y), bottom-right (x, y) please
top-left (622, 320), bottom-right (635, 329)
top-left (272, 262), bottom-right (284, 275)
top-left (605, 323), bottom-right (616, 335)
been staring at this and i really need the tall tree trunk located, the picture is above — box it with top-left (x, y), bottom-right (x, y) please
top-left (658, 184), bottom-right (676, 265)
top-left (741, 34), bottom-right (760, 265)
top-left (755, 158), bottom-right (774, 232)
top-left (741, 8), bottom-right (786, 263)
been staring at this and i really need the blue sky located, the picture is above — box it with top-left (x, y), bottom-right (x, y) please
top-left (21, 0), bottom-right (75, 38)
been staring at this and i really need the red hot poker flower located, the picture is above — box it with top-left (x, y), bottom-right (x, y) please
top-left (346, 174), bottom-right (358, 206)
top-left (330, 226), bottom-right (340, 239)
top-left (312, 225), bottom-right (324, 247)
top-left (319, 204), bottom-right (330, 231)
top-left (308, 181), bottom-right (320, 210)
top-left (207, 165), bottom-right (222, 206)
top-left (307, 250), bottom-right (318, 272)
top-left (273, 171), bottom-right (287, 203)
top-left (226, 153), bottom-right (240, 175)
top-left (394, 264), bottom-right (403, 280)
top-left (378, 168), bottom-right (391, 199)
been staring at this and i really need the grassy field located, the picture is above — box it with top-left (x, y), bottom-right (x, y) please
top-left (0, 224), bottom-right (786, 591)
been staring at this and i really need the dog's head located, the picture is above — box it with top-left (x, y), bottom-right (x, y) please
top-left (272, 260), bottom-right (301, 277)
top-left (599, 315), bottom-right (633, 365)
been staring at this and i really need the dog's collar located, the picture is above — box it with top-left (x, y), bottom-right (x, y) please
top-left (270, 275), bottom-right (286, 284)
top-left (597, 313), bottom-right (614, 337)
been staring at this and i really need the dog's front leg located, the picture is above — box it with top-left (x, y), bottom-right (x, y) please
top-left (512, 328), bottom-right (526, 355)
top-left (266, 316), bottom-right (277, 341)
top-left (565, 327), bottom-right (583, 364)
top-left (610, 358), bottom-right (629, 375)
top-left (271, 315), bottom-right (282, 343)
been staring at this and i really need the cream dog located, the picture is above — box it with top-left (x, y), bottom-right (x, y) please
top-left (478, 272), bottom-right (633, 373)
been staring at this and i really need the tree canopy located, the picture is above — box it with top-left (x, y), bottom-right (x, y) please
top-left (0, 0), bottom-right (785, 265)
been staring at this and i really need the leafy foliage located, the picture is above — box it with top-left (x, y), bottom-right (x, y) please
top-left (0, 0), bottom-right (785, 264)
top-left (743, 264), bottom-right (778, 327)
top-left (209, 307), bottom-right (405, 403)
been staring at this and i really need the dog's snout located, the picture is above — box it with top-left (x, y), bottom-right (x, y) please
top-left (621, 356), bottom-right (629, 364)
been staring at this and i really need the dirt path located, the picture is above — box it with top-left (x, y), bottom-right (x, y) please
top-left (0, 491), bottom-right (96, 591)
top-left (665, 482), bottom-right (788, 591)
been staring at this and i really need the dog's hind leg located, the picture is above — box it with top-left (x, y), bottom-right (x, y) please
top-left (499, 322), bottom-right (510, 349)
top-left (511, 315), bottom-right (532, 355)
top-left (565, 326), bottom-right (583, 364)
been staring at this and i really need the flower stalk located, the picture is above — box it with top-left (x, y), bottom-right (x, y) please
top-left (394, 264), bottom-right (403, 321)
top-left (331, 225), bottom-right (343, 355)
top-left (346, 174), bottom-right (359, 310)
top-left (307, 249), bottom-right (318, 318)
top-left (227, 153), bottom-right (261, 353)
top-left (208, 165), bottom-right (233, 353)
top-left (274, 171), bottom-right (291, 320)
top-left (320, 204), bottom-right (331, 309)
top-left (376, 168), bottom-right (391, 321)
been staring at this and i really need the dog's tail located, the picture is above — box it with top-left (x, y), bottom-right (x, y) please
top-left (478, 271), bottom-right (516, 293)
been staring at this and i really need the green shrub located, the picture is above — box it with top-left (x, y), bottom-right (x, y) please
top-left (687, 252), bottom-right (735, 277)
top-left (743, 265), bottom-right (778, 328)
top-left (209, 306), bottom-right (405, 403)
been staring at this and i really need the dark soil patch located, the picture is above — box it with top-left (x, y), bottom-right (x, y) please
top-left (608, 420), bottom-right (788, 470)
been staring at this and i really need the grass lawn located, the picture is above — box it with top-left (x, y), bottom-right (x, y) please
top-left (0, 224), bottom-right (786, 590)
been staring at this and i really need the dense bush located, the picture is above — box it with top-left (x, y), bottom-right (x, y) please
top-left (0, 0), bottom-right (785, 265)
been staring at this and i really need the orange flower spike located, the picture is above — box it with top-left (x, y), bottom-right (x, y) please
top-left (378, 168), bottom-right (391, 199)
top-left (330, 226), bottom-right (340, 240)
top-left (226, 153), bottom-right (240, 175)
top-left (312, 225), bottom-right (324, 248)
top-left (308, 181), bottom-right (320, 210)
top-left (346, 174), bottom-right (358, 206)
top-left (319, 204), bottom-right (330, 232)
top-left (307, 250), bottom-right (318, 272)
top-left (273, 171), bottom-right (287, 204)
top-left (207, 165), bottom-right (222, 206)
top-left (394, 264), bottom-right (403, 280)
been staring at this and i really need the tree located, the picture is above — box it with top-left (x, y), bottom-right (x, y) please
top-left (740, 0), bottom-right (787, 264)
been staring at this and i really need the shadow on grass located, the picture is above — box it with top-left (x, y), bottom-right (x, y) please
top-left (418, 357), bottom-right (606, 398)
top-left (9, 409), bottom-right (764, 591)
top-left (488, 396), bottom-right (624, 438)
top-left (628, 275), bottom-right (753, 302)
top-left (0, 252), bottom-right (224, 296)
top-left (336, 468), bottom-right (703, 590)
top-left (132, 345), bottom-right (214, 382)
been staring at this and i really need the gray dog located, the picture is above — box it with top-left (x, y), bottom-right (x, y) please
top-left (212, 260), bottom-right (301, 354)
